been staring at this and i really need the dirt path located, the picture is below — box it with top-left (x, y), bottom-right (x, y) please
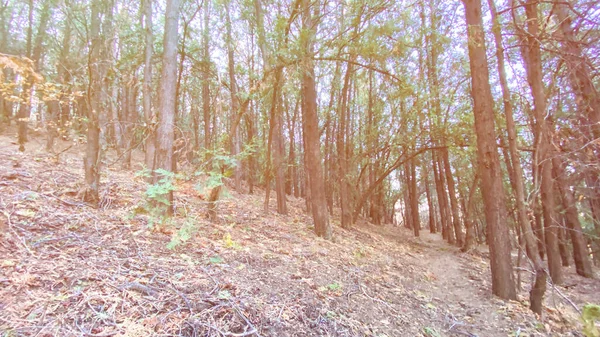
top-left (362, 225), bottom-right (599, 336)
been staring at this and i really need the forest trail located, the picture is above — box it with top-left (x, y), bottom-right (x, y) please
top-left (0, 131), bottom-right (598, 336)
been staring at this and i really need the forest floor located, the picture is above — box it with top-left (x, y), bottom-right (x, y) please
top-left (1, 129), bottom-right (599, 337)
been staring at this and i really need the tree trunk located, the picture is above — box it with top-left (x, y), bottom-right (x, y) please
top-left (301, 0), bottom-right (331, 239)
top-left (424, 161), bottom-right (437, 234)
top-left (488, 0), bottom-right (546, 313)
top-left (442, 147), bottom-right (463, 245)
top-left (337, 62), bottom-right (354, 229)
top-left (46, 101), bottom-right (59, 152)
top-left (554, 2), bottom-right (600, 264)
top-left (409, 158), bottom-right (420, 237)
top-left (225, 1), bottom-right (242, 192)
top-left (122, 74), bottom-right (137, 170)
top-left (460, 173), bottom-right (479, 252)
top-left (437, 152), bottom-right (455, 243)
top-left (153, 0), bottom-right (181, 215)
top-left (17, 0), bottom-right (50, 152)
top-left (518, 0), bottom-right (563, 285)
top-left (82, 0), bottom-right (104, 206)
top-left (553, 157), bottom-right (594, 277)
top-left (143, 0), bottom-right (155, 172)
top-left (463, 0), bottom-right (517, 300)
top-left (432, 150), bottom-right (449, 240)
top-left (254, 0), bottom-right (291, 215)
top-left (202, 0), bottom-right (211, 151)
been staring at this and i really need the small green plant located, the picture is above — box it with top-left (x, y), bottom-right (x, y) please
top-left (353, 247), bottom-right (367, 259)
top-left (582, 303), bottom-right (600, 337)
top-left (134, 168), bottom-right (182, 230)
top-left (195, 146), bottom-right (254, 220)
top-left (209, 256), bottom-right (224, 264)
top-left (167, 218), bottom-right (198, 249)
top-left (423, 327), bottom-right (441, 337)
top-left (218, 290), bottom-right (232, 300)
top-left (319, 282), bottom-right (342, 294)
top-left (327, 282), bottom-right (342, 291)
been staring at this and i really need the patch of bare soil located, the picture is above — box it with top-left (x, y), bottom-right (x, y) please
top-left (0, 131), bottom-right (598, 337)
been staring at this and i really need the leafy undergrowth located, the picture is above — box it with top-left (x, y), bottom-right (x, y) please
top-left (1, 133), bottom-right (599, 337)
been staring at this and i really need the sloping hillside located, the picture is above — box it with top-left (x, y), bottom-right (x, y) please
top-left (0, 132), bottom-right (598, 337)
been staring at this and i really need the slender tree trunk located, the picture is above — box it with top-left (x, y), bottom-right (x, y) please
top-left (437, 153), bottom-right (455, 243)
top-left (254, 0), bottom-right (291, 214)
top-left (337, 62), bottom-right (354, 229)
top-left (518, 0), bottom-right (564, 285)
top-left (554, 2), bottom-right (600, 263)
top-left (153, 0), bottom-right (181, 215)
top-left (143, 0), bottom-right (155, 172)
top-left (442, 147), bottom-right (463, 245)
top-left (553, 157), bottom-right (594, 277)
top-left (202, 0), bottom-right (211, 151)
top-left (463, 0), bottom-right (517, 300)
top-left (409, 158), bottom-right (420, 237)
top-left (18, 0), bottom-right (50, 152)
top-left (460, 173), bottom-right (479, 252)
top-left (557, 215), bottom-right (570, 267)
top-left (301, 0), bottom-right (330, 239)
top-left (225, 1), bottom-right (242, 192)
top-left (488, 0), bottom-right (546, 313)
top-left (55, 18), bottom-right (73, 140)
top-left (431, 150), bottom-right (447, 239)
top-left (424, 167), bottom-right (437, 234)
top-left (82, 0), bottom-right (104, 206)
top-left (122, 74), bottom-right (137, 170)
top-left (273, 98), bottom-right (287, 214)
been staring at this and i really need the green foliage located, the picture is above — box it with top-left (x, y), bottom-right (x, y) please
top-left (422, 327), bottom-right (442, 337)
top-left (218, 290), bottom-right (232, 300)
top-left (134, 168), bottom-right (182, 230)
top-left (319, 282), bottom-right (342, 293)
top-left (582, 304), bottom-right (600, 337)
top-left (209, 256), bottom-right (224, 264)
top-left (194, 145), bottom-right (255, 197)
top-left (327, 282), bottom-right (342, 291)
top-left (167, 218), bottom-right (198, 250)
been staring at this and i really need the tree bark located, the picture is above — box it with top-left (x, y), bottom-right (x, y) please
top-left (17, 0), bottom-right (50, 152)
top-left (518, 0), bottom-right (563, 285)
top-left (552, 157), bottom-right (594, 277)
top-left (409, 158), bottom-right (420, 237)
top-left (462, 0), bottom-right (517, 300)
top-left (442, 147), bottom-right (463, 245)
top-left (143, 0), bottom-right (155, 172)
top-left (437, 152), bottom-right (455, 243)
top-left (225, 1), bottom-right (242, 192)
top-left (153, 0), bottom-right (181, 215)
top-left (82, 0), bottom-right (104, 206)
top-left (432, 149), bottom-right (449, 240)
top-left (488, 0), bottom-right (546, 313)
top-left (337, 61), bottom-right (354, 229)
top-left (424, 160), bottom-right (437, 234)
top-left (301, 0), bottom-right (331, 239)
top-left (202, 0), bottom-right (211, 150)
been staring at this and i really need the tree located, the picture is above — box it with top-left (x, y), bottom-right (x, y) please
top-left (462, 0), bottom-right (517, 300)
top-left (301, 0), bottom-right (331, 239)
top-left (17, 0), bottom-right (50, 152)
top-left (514, 0), bottom-right (563, 285)
top-left (82, 0), bottom-right (107, 205)
top-left (143, 0), bottom-right (155, 172)
top-left (488, 0), bottom-right (546, 313)
top-left (153, 0), bottom-right (181, 215)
